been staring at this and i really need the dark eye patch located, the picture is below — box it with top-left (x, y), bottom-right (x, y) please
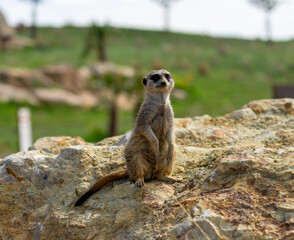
top-left (164, 74), bottom-right (170, 81)
top-left (150, 74), bottom-right (161, 82)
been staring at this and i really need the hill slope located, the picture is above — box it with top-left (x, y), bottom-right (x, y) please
top-left (1, 26), bottom-right (293, 117)
top-left (1, 27), bottom-right (293, 154)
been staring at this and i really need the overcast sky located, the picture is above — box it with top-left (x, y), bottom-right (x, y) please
top-left (1, 0), bottom-right (294, 40)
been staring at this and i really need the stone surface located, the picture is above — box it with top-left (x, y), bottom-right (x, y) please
top-left (89, 62), bottom-right (135, 78)
top-left (228, 107), bottom-right (257, 121)
top-left (0, 83), bottom-right (38, 105)
top-left (41, 65), bottom-right (87, 92)
top-left (0, 11), bottom-right (14, 39)
top-left (0, 98), bottom-right (294, 239)
top-left (0, 83), bottom-right (99, 108)
top-left (0, 63), bottom-right (137, 108)
top-left (0, 11), bottom-right (33, 49)
top-left (33, 88), bottom-right (98, 108)
top-left (29, 136), bottom-right (91, 154)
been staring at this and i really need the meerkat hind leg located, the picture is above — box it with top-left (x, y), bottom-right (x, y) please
top-left (127, 153), bottom-right (149, 188)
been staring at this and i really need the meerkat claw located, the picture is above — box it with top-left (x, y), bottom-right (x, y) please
top-left (135, 179), bottom-right (145, 187)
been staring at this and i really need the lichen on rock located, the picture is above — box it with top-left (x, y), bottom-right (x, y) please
top-left (0, 98), bottom-right (294, 239)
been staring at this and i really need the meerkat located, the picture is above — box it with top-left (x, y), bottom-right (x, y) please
top-left (74, 69), bottom-right (178, 206)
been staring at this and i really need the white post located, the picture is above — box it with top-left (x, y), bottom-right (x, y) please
top-left (18, 108), bottom-right (33, 151)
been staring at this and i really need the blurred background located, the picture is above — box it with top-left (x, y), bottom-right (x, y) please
top-left (0, 0), bottom-right (293, 156)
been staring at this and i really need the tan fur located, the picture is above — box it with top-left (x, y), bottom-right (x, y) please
top-left (74, 69), bottom-right (178, 206)
top-left (125, 69), bottom-right (177, 187)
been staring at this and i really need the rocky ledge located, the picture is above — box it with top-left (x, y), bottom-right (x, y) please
top-left (0, 98), bottom-right (294, 240)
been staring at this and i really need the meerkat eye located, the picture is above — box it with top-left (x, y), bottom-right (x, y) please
top-left (150, 74), bottom-right (161, 82)
top-left (164, 74), bottom-right (170, 82)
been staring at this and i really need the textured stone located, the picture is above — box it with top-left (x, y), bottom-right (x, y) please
top-left (0, 11), bottom-right (33, 49)
top-left (41, 64), bottom-right (86, 91)
top-left (0, 98), bottom-right (294, 239)
top-left (0, 83), bottom-right (38, 105)
top-left (229, 107), bottom-right (257, 121)
top-left (0, 11), bottom-right (14, 38)
top-left (29, 136), bottom-right (90, 154)
top-left (33, 88), bottom-right (98, 107)
top-left (0, 64), bottom-right (138, 109)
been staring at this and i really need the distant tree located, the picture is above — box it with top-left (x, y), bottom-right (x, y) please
top-left (81, 24), bottom-right (108, 62)
top-left (88, 62), bottom-right (137, 137)
top-left (153, 0), bottom-right (180, 32)
top-left (102, 70), bottom-right (136, 137)
top-left (19, 0), bottom-right (42, 40)
top-left (248, 0), bottom-right (282, 42)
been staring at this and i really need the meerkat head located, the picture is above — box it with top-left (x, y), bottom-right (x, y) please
top-left (143, 69), bottom-right (174, 94)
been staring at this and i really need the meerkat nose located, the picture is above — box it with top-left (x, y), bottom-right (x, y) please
top-left (161, 82), bottom-right (167, 86)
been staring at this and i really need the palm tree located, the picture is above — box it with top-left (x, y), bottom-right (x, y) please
top-left (81, 24), bottom-right (108, 62)
top-left (19, 0), bottom-right (42, 40)
top-left (102, 69), bottom-right (136, 137)
top-left (248, 0), bottom-right (282, 42)
top-left (153, 0), bottom-right (180, 32)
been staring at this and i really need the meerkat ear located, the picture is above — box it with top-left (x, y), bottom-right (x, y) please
top-left (143, 77), bottom-right (147, 86)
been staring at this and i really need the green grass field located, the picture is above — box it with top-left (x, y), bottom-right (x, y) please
top-left (0, 26), bottom-right (293, 155)
top-left (0, 102), bottom-right (134, 157)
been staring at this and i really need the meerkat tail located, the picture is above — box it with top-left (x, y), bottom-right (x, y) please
top-left (74, 169), bottom-right (128, 207)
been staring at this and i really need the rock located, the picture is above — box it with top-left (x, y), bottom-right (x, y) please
top-left (0, 11), bottom-right (14, 40)
top-left (171, 88), bottom-right (187, 100)
top-left (29, 136), bottom-right (90, 154)
top-left (0, 64), bottom-right (89, 93)
top-left (0, 64), bottom-right (137, 108)
top-left (79, 90), bottom-right (98, 107)
top-left (0, 11), bottom-right (33, 49)
top-left (33, 88), bottom-right (98, 108)
top-left (89, 62), bottom-right (135, 78)
top-left (96, 135), bottom-right (124, 146)
top-left (0, 98), bottom-right (294, 239)
top-left (41, 65), bottom-right (87, 92)
top-left (0, 82), bottom-right (98, 107)
top-left (229, 107), bottom-right (257, 120)
top-left (254, 131), bottom-right (276, 141)
top-left (0, 67), bottom-right (53, 88)
top-left (115, 131), bottom-right (132, 146)
top-left (114, 207), bottom-right (135, 229)
top-left (34, 88), bottom-right (81, 106)
top-left (0, 68), bottom-right (34, 88)
top-left (115, 92), bottom-right (136, 110)
top-left (247, 98), bottom-right (294, 115)
top-left (0, 83), bottom-right (39, 105)
top-left (141, 183), bottom-right (175, 208)
top-left (78, 66), bottom-right (92, 82)
top-left (0, 10), bottom-right (14, 49)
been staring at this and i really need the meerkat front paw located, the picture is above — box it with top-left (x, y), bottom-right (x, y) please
top-left (135, 179), bottom-right (145, 187)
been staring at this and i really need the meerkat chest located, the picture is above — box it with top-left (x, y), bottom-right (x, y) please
top-left (151, 104), bottom-right (169, 137)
